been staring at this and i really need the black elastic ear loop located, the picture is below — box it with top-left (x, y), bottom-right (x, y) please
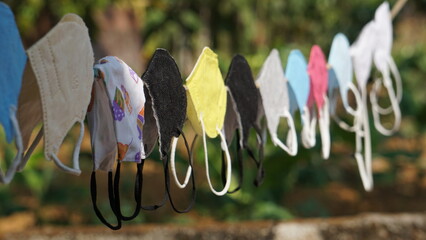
top-left (113, 161), bottom-right (142, 221)
top-left (245, 124), bottom-right (265, 187)
top-left (140, 152), bottom-right (167, 211)
top-left (221, 128), bottom-right (244, 194)
top-left (90, 170), bottom-right (122, 230)
top-left (163, 130), bottom-right (196, 213)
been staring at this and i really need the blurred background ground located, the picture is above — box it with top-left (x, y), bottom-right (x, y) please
top-left (1, 0), bottom-right (426, 237)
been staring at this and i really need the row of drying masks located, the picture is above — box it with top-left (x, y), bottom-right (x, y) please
top-left (1, 1), bottom-right (401, 229)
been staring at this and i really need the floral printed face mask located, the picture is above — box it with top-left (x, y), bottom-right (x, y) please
top-left (285, 50), bottom-right (315, 149)
top-left (142, 49), bottom-right (195, 213)
top-left (256, 49), bottom-right (297, 156)
top-left (90, 56), bottom-right (146, 230)
top-left (17, 13), bottom-right (93, 175)
top-left (185, 47), bottom-right (232, 196)
top-left (0, 2), bottom-right (27, 184)
top-left (307, 45), bottom-right (330, 159)
top-left (94, 56), bottom-right (146, 163)
top-left (223, 54), bottom-right (265, 192)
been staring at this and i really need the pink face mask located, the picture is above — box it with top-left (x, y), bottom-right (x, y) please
top-left (307, 45), bottom-right (330, 159)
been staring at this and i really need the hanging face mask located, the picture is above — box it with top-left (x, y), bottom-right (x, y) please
top-left (369, 2), bottom-right (402, 136)
top-left (87, 70), bottom-right (121, 230)
top-left (0, 3), bottom-right (26, 184)
top-left (223, 54), bottom-right (265, 192)
top-left (256, 49), bottom-right (297, 156)
top-left (142, 49), bottom-right (195, 213)
top-left (285, 50), bottom-right (315, 149)
top-left (185, 47), bottom-right (232, 196)
top-left (16, 13), bottom-right (93, 175)
top-left (328, 33), bottom-right (361, 121)
top-left (307, 45), bottom-right (330, 159)
top-left (350, 5), bottom-right (386, 192)
top-left (90, 56), bottom-right (146, 230)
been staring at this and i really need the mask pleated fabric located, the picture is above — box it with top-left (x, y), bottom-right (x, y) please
top-left (257, 49), bottom-right (297, 156)
top-left (142, 49), bottom-right (195, 213)
top-left (222, 54), bottom-right (265, 192)
top-left (185, 47), bottom-right (232, 196)
top-left (0, 3), bottom-right (27, 184)
top-left (17, 13), bottom-right (93, 175)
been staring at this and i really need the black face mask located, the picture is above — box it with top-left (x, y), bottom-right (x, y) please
top-left (222, 54), bottom-right (265, 193)
top-left (141, 48), bottom-right (195, 213)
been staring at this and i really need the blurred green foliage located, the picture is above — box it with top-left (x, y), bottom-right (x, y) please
top-left (0, 0), bottom-right (426, 226)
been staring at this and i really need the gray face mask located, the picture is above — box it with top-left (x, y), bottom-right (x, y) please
top-left (223, 54), bottom-right (265, 192)
top-left (141, 48), bottom-right (195, 213)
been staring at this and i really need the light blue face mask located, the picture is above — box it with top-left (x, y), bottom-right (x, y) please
top-left (0, 2), bottom-right (27, 184)
top-left (285, 50), bottom-right (315, 148)
top-left (286, 50), bottom-right (310, 115)
top-left (328, 33), bottom-right (353, 110)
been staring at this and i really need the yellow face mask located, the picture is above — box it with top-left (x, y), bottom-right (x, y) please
top-left (184, 47), bottom-right (231, 196)
top-left (185, 47), bottom-right (227, 138)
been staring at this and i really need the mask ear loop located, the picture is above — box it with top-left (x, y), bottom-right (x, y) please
top-left (200, 113), bottom-right (232, 196)
top-left (49, 121), bottom-right (84, 175)
top-left (0, 106), bottom-right (24, 184)
top-left (139, 156), bottom-right (167, 211)
top-left (112, 161), bottom-right (142, 221)
top-left (90, 169), bottom-right (121, 230)
top-left (318, 96), bottom-right (331, 159)
top-left (170, 136), bottom-right (192, 189)
top-left (164, 130), bottom-right (196, 213)
top-left (221, 128), bottom-right (243, 194)
top-left (354, 87), bottom-right (373, 191)
top-left (369, 56), bottom-right (401, 136)
top-left (331, 82), bottom-right (362, 132)
top-left (271, 111), bottom-right (298, 156)
top-left (301, 106), bottom-right (317, 149)
top-left (245, 124), bottom-right (265, 187)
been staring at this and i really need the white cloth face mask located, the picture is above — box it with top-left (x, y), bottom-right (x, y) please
top-left (370, 1), bottom-right (402, 136)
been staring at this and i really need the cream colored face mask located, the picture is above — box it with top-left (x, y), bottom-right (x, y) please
top-left (17, 14), bottom-right (94, 175)
top-left (185, 47), bottom-right (232, 196)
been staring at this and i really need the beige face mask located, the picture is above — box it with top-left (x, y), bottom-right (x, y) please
top-left (16, 14), bottom-right (94, 175)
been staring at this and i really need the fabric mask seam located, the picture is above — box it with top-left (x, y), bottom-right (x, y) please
top-left (46, 36), bottom-right (64, 98)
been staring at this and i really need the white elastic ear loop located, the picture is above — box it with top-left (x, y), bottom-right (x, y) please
top-left (49, 121), bottom-right (84, 175)
top-left (370, 57), bottom-right (401, 136)
top-left (0, 107), bottom-right (24, 184)
top-left (370, 57), bottom-right (402, 115)
top-left (319, 96), bottom-right (330, 159)
top-left (354, 87), bottom-right (373, 191)
top-left (301, 106), bottom-right (316, 149)
top-left (200, 114), bottom-right (232, 196)
top-left (332, 82), bottom-right (362, 132)
top-left (370, 78), bottom-right (401, 136)
top-left (170, 136), bottom-right (192, 189)
top-left (271, 111), bottom-right (298, 156)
